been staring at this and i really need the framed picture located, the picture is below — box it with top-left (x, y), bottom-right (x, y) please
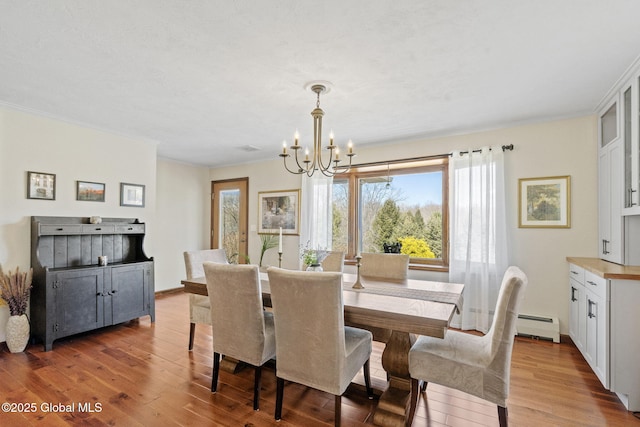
top-left (519, 176), bottom-right (571, 228)
top-left (27, 171), bottom-right (56, 200)
top-left (120, 182), bottom-right (145, 207)
top-left (77, 181), bottom-right (105, 202)
top-left (258, 189), bottom-right (300, 235)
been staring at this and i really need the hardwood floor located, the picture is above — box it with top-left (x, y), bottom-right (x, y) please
top-left (1, 290), bottom-right (639, 426)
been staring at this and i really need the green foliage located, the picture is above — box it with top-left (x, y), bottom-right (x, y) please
top-left (425, 211), bottom-right (442, 258)
top-left (259, 234), bottom-right (278, 267)
top-left (398, 237), bottom-right (435, 259)
top-left (371, 199), bottom-right (401, 251)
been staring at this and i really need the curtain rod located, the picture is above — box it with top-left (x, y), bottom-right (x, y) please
top-left (346, 144), bottom-right (514, 169)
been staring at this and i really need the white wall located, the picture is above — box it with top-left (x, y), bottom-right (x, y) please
top-left (0, 105), bottom-right (598, 343)
top-left (155, 158), bottom-right (210, 291)
top-left (0, 106), bottom-right (157, 341)
top-left (210, 115), bottom-right (599, 333)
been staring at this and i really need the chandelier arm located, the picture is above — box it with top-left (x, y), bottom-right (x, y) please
top-left (282, 156), bottom-right (305, 174)
top-left (292, 147), bottom-right (310, 174)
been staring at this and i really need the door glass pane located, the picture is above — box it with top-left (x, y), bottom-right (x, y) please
top-left (219, 189), bottom-right (240, 262)
top-left (601, 102), bottom-right (617, 147)
top-left (625, 87), bottom-right (632, 206)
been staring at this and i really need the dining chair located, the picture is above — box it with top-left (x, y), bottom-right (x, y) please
top-left (407, 266), bottom-right (528, 427)
top-left (183, 248), bottom-right (228, 350)
top-left (267, 267), bottom-right (374, 427)
top-left (321, 251), bottom-right (345, 272)
top-left (203, 262), bottom-right (276, 411)
top-left (360, 252), bottom-right (409, 280)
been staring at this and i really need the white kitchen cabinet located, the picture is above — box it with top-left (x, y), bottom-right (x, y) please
top-left (598, 134), bottom-right (624, 264)
top-left (567, 258), bottom-right (640, 411)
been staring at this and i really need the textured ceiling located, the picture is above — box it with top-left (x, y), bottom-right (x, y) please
top-left (2, 1), bottom-right (640, 167)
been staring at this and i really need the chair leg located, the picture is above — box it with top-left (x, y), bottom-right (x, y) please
top-left (363, 359), bottom-right (373, 399)
top-left (420, 380), bottom-right (427, 392)
top-left (407, 378), bottom-right (419, 427)
top-left (211, 352), bottom-right (220, 393)
top-left (275, 377), bottom-right (284, 421)
top-left (334, 395), bottom-right (341, 427)
top-left (498, 405), bottom-right (508, 427)
top-left (188, 322), bottom-right (196, 350)
top-left (253, 365), bottom-right (262, 411)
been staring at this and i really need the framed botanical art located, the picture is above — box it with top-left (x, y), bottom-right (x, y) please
top-left (77, 181), bottom-right (105, 202)
top-left (120, 182), bottom-right (145, 207)
top-left (27, 171), bottom-right (56, 200)
top-left (258, 189), bottom-right (300, 235)
top-left (518, 175), bottom-right (571, 228)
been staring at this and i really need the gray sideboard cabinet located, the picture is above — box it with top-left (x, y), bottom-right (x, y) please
top-left (30, 216), bottom-right (155, 351)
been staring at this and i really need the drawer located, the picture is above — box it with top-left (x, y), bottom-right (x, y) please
top-left (114, 224), bottom-right (145, 234)
top-left (569, 264), bottom-right (585, 285)
top-left (584, 271), bottom-right (607, 300)
top-left (39, 224), bottom-right (82, 235)
top-left (81, 224), bottom-right (116, 234)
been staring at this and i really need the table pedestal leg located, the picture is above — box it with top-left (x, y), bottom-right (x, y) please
top-left (372, 330), bottom-right (416, 427)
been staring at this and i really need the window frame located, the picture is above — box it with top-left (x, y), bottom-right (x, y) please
top-left (334, 156), bottom-right (449, 272)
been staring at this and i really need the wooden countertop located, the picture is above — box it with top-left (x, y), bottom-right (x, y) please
top-left (566, 257), bottom-right (640, 280)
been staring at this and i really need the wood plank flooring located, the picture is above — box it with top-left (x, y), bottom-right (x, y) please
top-left (1, 290), bottom-right (639, 426)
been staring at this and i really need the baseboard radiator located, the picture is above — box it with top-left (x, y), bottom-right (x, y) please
top-left (516, 314), bottom-right (560, 343)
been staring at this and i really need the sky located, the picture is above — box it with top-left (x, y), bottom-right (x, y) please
top-left (391, 172), bottom-right (442, 206)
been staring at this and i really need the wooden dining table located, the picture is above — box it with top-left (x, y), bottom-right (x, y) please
top-left (181, 271), bottom-right (463, 427)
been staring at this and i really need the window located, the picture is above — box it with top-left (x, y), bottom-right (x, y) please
top-left (332, 157), bottom-right (449, 270)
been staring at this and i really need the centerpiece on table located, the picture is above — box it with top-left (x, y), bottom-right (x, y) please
top-left (300, 242), bottom-right (329, 272)
top-left (0, 265), bottom-right (33, 353)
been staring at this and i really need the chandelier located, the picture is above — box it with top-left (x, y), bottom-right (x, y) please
top-left (279, 83), bottom-right (355, 177)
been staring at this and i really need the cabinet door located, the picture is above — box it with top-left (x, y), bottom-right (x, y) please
top-left (599, 139), bottom-right (624, 264)
top-left (585, 291), bottom-right (608, 388)
top-left (54, 268), bottom-right (105, 336)
top-left (111, 263), bottom-right (152, 324)
top-left (569, 279), bottom-right (585, 352)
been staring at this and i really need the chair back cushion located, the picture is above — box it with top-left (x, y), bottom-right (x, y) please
top-left (360, 253), bottom-right (409, 280)
top-left (184, 249), bottom-right (228, 279)
top-left (204, 262), bottom-right (274, 366)
top-left (267, 267), bottom-right (347, 393)
top-left (321, 251), bottom-right (345, 272)
top-left (487, 266), bottom-right (528, 358)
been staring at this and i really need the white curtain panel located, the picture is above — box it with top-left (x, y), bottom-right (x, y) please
top-left (300, 174), bottom-right (333, 265)
top-left (449, 146), bottom-right (508, 333)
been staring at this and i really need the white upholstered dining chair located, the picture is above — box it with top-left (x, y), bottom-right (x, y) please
top-left (267, 267), bottom-right (373, 427)
top-left (203, 262), bottom-right (276, 411)
top-left (321, 251), bottom-right (345, 272)
top-left (183, 249), bottom-right (228, 350)
top-left (360, 252), bottom-right (409, 280)
top-left (407, 266), bottom-right (528, 427)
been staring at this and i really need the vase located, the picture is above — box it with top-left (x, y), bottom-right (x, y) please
top-left (6, 314), bottom-right (30, 353)
top-left (306, 264), bottom-right (323, 272)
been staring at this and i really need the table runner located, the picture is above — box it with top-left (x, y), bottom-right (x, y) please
top-left (344, 281), bottom-right (463, 314)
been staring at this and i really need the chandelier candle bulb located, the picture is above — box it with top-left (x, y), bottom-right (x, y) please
top-left (348, 140), bottom-right (354, 154)
top-left (294, 130), bottom-right (299, 146)
top-left (282, 141), bottom-right (287, 155)
top-left (329, 131), bottom-right (334, 146)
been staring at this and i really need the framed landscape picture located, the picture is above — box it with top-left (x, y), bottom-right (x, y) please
top-left (120, 182), bottom-right (145, 207)
top-left (518, 175), bottom-right (570, 228)
top-left (77, 181), bottom-right (105, 202)
top-left (258, 189), bottom-right (300, 235)
top-left (27, 171), bottom-right (56, 200)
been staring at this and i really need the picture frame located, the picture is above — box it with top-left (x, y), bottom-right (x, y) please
top-left (77, 181), bottom-right (105, 202)
top-left (518, 175), bottom-right (571, 228)
top-left (27, 171), bottom-right (56, 200)
top-left (120, 182), bottom-right (145, 207)
top-left (258, 189), bottom-right (300, 235)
